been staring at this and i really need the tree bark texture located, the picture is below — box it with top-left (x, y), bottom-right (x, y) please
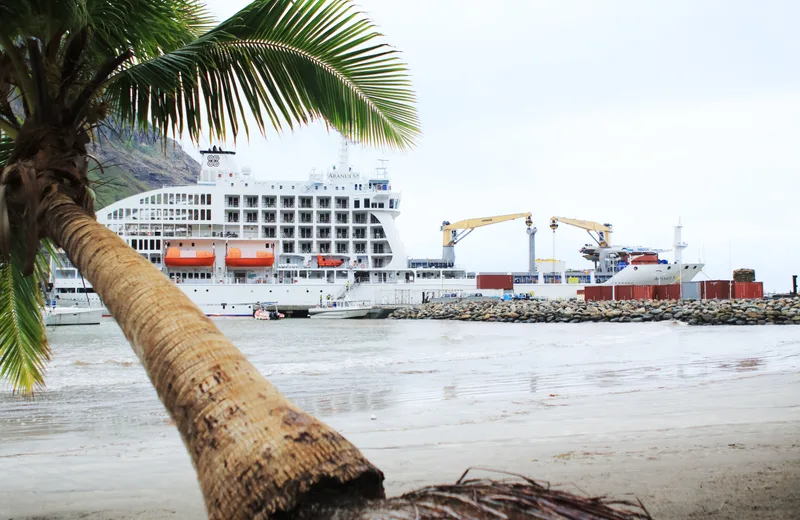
top-left (43, 194), bottom-right (385, 519)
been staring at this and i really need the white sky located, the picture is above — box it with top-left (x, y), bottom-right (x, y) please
top-left (186, 0), bottom-right (800, 292)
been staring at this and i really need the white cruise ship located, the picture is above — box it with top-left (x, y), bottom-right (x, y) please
top-left (49, 141), bottom-right (704, 316)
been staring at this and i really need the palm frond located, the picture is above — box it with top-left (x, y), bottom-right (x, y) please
top-left (0, 239), bottom-right (50, 397)
top-left (105, 0), bottom-right (419, 149)
top-left (85, 0), bottom-right (215, 61)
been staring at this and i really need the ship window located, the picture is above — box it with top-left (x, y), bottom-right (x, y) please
top-left (354, 200), bottom-right (360, 209)
top-left (315, 186), bottom-right (318, 190)
top-left (106, 213), bottom-right (111, 220)
top-left (389, 199), bottom-right (394, 209)
top-left (279, 185), bottom-right (283, 189)
top-left (201, 194), bottom-right (206, 205)
top-left (207, 194), bottom-right (211, 205)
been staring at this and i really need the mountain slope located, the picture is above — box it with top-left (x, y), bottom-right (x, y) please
top-left (88, 127), bottom-right (200, 208)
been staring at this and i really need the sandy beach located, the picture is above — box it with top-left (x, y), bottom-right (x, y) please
top-left (1, 320), bottom-right (798, 519)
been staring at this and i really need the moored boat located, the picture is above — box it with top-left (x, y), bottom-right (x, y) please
top-left (308, 300), bottom-right (373, 319)
top-left (44, 307), bottom-right (104, 326)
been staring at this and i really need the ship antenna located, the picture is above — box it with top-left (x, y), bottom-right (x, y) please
top-left (338, 138), bottom-right (350, 172)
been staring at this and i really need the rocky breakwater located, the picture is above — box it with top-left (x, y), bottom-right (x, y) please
top-left (390, 298), bottom-right (800, 325)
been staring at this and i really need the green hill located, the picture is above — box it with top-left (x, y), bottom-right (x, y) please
top-left (88, 127), bottom-right (200, 209)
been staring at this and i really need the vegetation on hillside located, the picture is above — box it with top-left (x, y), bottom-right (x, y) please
top-left (88, 125), bottom-right (199, 208)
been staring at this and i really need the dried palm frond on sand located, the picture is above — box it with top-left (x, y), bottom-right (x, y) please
top-left (294, 468), bottom-right (653, 519)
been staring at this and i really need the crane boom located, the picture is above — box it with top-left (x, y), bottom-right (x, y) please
top-left (549, 216), bottom-right (613, 247)
top-left (439, 212), bottom-right (532, 265)
top-left (441, 212), bottom-right (532, 246)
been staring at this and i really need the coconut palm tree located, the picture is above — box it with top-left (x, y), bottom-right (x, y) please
top-left (1, 0), bottom-right (414, 516)
top-left (0, 1), bottom-right (653, 518)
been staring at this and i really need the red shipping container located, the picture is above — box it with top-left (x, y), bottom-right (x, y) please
top-left (477, 274), bottom-right (514, 290)
top-left (611, 285), bottom-right (634, 300)
top-left (585, 286), bottom-right (613, 301)
top-left (633, 285), bottom-right (655, 300)
top-left (654, 284), bottom-right (681, 300)
top-left (733, 282), bottom-right (763, 299)
top-left (631, 254), bottom-right (659, 265)
top-left (702, 280), bottom-right (732, 300)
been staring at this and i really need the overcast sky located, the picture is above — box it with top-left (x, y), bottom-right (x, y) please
top-left (187, 0), bottom-right (800, 292)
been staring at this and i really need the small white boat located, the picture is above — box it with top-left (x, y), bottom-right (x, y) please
top-left (308, 300), bottom-right (373, 319)
top-left (44, 307), bottom-right (104, 326)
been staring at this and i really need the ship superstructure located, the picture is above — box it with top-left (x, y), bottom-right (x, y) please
top-left (50, 142), bottom-right (704, 315)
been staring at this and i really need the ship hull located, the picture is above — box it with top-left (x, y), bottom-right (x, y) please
top-left (53, 262), bottom-right (704, 317)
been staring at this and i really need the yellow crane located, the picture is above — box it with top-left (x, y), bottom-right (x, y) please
top-left (549, 216), bottom-right (613, 247)
top-left (441, 213), bottom-right (532, 265)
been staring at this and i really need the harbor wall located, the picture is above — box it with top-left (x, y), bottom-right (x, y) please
top-left (390, 296), bottom-right (799, 326)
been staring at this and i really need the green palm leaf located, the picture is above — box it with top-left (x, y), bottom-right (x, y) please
top-left (0, 239), bottom-right (50, 397)
top-left (106, 0), bottom-right (419, 148)
top-left (0, 132), bottom-right (51, 397)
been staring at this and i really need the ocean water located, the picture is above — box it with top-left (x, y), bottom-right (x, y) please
top-left (0, 319), bottom-right (798, 518)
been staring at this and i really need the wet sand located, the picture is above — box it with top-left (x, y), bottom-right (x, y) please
top-left (1, 320), bottom-right (798, 519)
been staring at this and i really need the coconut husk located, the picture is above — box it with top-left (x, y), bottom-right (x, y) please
top-left (296, 468), bottom-right (653, 520)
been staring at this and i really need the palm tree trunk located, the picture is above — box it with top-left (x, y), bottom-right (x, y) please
top-left (43, 193), bottom-right (385, 519)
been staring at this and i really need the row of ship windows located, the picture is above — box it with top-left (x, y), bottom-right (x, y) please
top-left (108, 209), bottom-right (387, 224)
top-left (228, 213), bottom-right (380, 225)
top-left (278, 243), bottom-right (388, 254)
top-left (139, 193), bottom-right (212, 205)
top-left (262, 229), bottom-right (385, 239)
top-left (108, 209), bottom-right (212, 221)
top-left (127, 233), bottom-right (386, 249)
top-left (225, 195), bottom-right (398, 210)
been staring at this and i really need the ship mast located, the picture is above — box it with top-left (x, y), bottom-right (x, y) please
top-left (338, 138), bottom-right (352, 172)
top-left (673, 218), bottom-right (687, 266)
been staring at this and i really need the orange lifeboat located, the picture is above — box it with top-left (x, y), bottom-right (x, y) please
top-left (226, 248), bottom-right (275, 268)
top-left (317, 255), bottom-right (344, 267)
top-left (164, 247), bottom-right (215, 267)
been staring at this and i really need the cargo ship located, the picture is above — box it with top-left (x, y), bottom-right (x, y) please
top-left (49, 140), bottom-right (704, 316)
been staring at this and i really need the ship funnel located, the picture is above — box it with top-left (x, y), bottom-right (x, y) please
top-left (199, 148), bottom-right (240, 184)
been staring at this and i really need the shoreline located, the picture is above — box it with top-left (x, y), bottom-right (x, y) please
top-left (4, 372), bottom-right (798, 520)
top-left (390, 297), bottom-right (800, 325)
